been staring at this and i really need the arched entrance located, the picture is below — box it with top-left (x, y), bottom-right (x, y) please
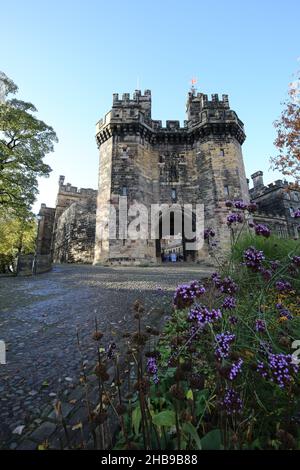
top-left (155, 208), bottom-right (197, 263)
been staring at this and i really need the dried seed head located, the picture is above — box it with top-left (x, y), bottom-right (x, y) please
top-left (131, 332), bottom-right (148, 346)
top-left (169, 384), bottom-right (185, 401)
top-left (133, 378), bottom-right (150, 393)
top-left (92, 331), bottom-right (103, 341)
top-left (94, 362), bottom-right (110, 381)
top-left (133, 299), bottom-right (144, 313)
top-left (189, 374), bottom-right (205, 390)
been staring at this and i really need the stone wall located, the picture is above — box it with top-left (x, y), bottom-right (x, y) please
top-left (250, 172), bottom-right (300, 238)
top-left (16, 254), bottom-right (52, 276)
top-left (53, 199), bottom-right (96, 263)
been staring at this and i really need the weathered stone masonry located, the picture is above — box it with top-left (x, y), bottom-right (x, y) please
top-left (94, 89), bottom-right (249, 264)
top-left (38, 177), bottom-right (97, 263)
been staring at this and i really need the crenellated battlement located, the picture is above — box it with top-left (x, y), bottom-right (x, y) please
top-left (112, 89), bottom-right (151, 105)
top-left (96, 89), bottom-right (245, 145)
top-left (58, 175), bottom-right (97, 197)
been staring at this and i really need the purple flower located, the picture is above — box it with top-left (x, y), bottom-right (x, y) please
top-left (228, 359), bottom-right (243, 381)
top-left (255, 319), bottom-right (266, 333)
top-left (221, 388), bottom-right (243, 415)
top-left (220, 277), bottom-right (238, 295)
top-left (257, 353), bottom-right (299, 388)
top-left (292, 255), bottom-right (300, 267)
top-left (234, 200), bottom-right (248, 210)
top-left (275, 279), bottom-right (292, 292)
top-left (247, 202), bottom-right (258, 213)
top-left (147, 357), bottom-right (159, 383)
top-left (189, 305), bottom-right (222, 325)
top-left (275, 303), bottom-right (293, 320)
top-left (229, 315), bottom-right (239, 325)
top-left (106, 342), bottom-right (116, 359)
top-left (270, 260), bottom-right (280, 271)
top-left (222, 296), bottom-right (236, 310)
top-left (243, 246), bottom-right (265, 271)
top-left (211, 272), bottom-right (222, 287)
top-left (255, 223), bottom-right (271, 238)
top-left (174, 281), bottom-right (206, 309)
top-left (293, 209), bottom-right (300, 218)
top-left (260, 268), bottom-right (272, 280)
top-left (204, 228), bottom-right (216, 240)
top-left (215, 332), bottom-right (235, 360)
top-left (227, 213), bottom-right (243, 226)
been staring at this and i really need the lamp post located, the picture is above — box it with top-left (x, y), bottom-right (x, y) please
top-left (32, 214), bottom-right (43, 275)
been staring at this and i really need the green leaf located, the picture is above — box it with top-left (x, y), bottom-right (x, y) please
top-left (132, 405), bottom-right (142, 436)
top-left (152, 410), bottom-right (176, 427)
top-left (186, 389), bottom-right (193, 401)
top-left (182, 422), bottom-right (202, 450)
top-left (200, 429), bottom-right (222, 450)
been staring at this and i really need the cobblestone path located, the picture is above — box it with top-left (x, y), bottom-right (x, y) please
top-left (0, 263), bottom-right (213, 449)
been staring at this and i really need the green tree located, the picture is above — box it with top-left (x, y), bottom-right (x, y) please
top-left (0, 210), bottom-right (36, 256)
top-left (0, 210), bottom-right (36, 273)
top-left (271, 68), bottom-right (300, 182)
top-left (0, 71), bottom-right (58, 213)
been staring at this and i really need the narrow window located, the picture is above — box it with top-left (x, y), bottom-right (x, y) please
top-left (122, 186), bottom-right (128, 196)
top-left (289, 207), bottom-right (294, 216)
top-left (224, 185), bottom-right (229, 196)
top-left (220, 148), bottom-right (225, 156)
top-left (171, 188), bottom-right (177, 201)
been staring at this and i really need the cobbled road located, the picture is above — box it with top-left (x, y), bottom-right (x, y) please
top-left (0, 263), bottom-right (212, 448)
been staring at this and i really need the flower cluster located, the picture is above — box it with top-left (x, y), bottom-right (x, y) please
top-left (270, 260), bottom-right (280, 271)
top-left (228, 358), bottom-right (243, 380)
top-left (257, 353), bottom-right (299, 388)
top-left (212, 274), bottom-right (238, 295)
top-left (189, 305), bottom-right (222, 325)
top-left (204, 228), bottom-right (216, 240)
top-left (255, 223), bottom-right (271, 238)
top-left (227, 213), bottom-right (243, 226)
top-left (275, 279), bottom-right (292, 293)
top-left (229, 315), bottom-right (239, 325)
top-left (221, 388), bottom-right (243, 415)
top-left (174, 281), bottom-right (206, 309)
top-left (234, 200), bottom-right (248, 210)
top-left (255, 319), bottom-right (266, 333)
top-left (243, 246), bottom-right (265, 271)
top-left (147, 357), bottom-right (159, 384)
top-left (276, 303), bottom-right (293, 320)
top-left (293, 209), bottom-right (300, 218)
top-left (292, 255), bottom-right (300, 267)
top-left (260, 268), bottom-right (273, 280)
top-left (215, 332), bottom-right (235, 360)
top-left (106, 342), bottom-right (116, 359)
top-left (222, 296), bottom-right (237, 310)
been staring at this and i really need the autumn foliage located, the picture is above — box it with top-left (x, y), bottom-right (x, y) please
top-left (271, 69), bottom-right (300, 182)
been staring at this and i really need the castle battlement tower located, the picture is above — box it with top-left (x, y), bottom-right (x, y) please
top-left (94, 89), bottom-right (249, 265)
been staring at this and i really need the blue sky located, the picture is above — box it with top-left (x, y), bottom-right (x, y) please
top-left (1, 0), bottom-right (299, 213)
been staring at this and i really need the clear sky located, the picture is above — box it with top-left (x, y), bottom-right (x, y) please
top-left (1, 0), bottom-right (299, 213)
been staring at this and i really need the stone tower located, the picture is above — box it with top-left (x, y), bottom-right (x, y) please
top-left (94, 89), bottom-right (249, 265)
